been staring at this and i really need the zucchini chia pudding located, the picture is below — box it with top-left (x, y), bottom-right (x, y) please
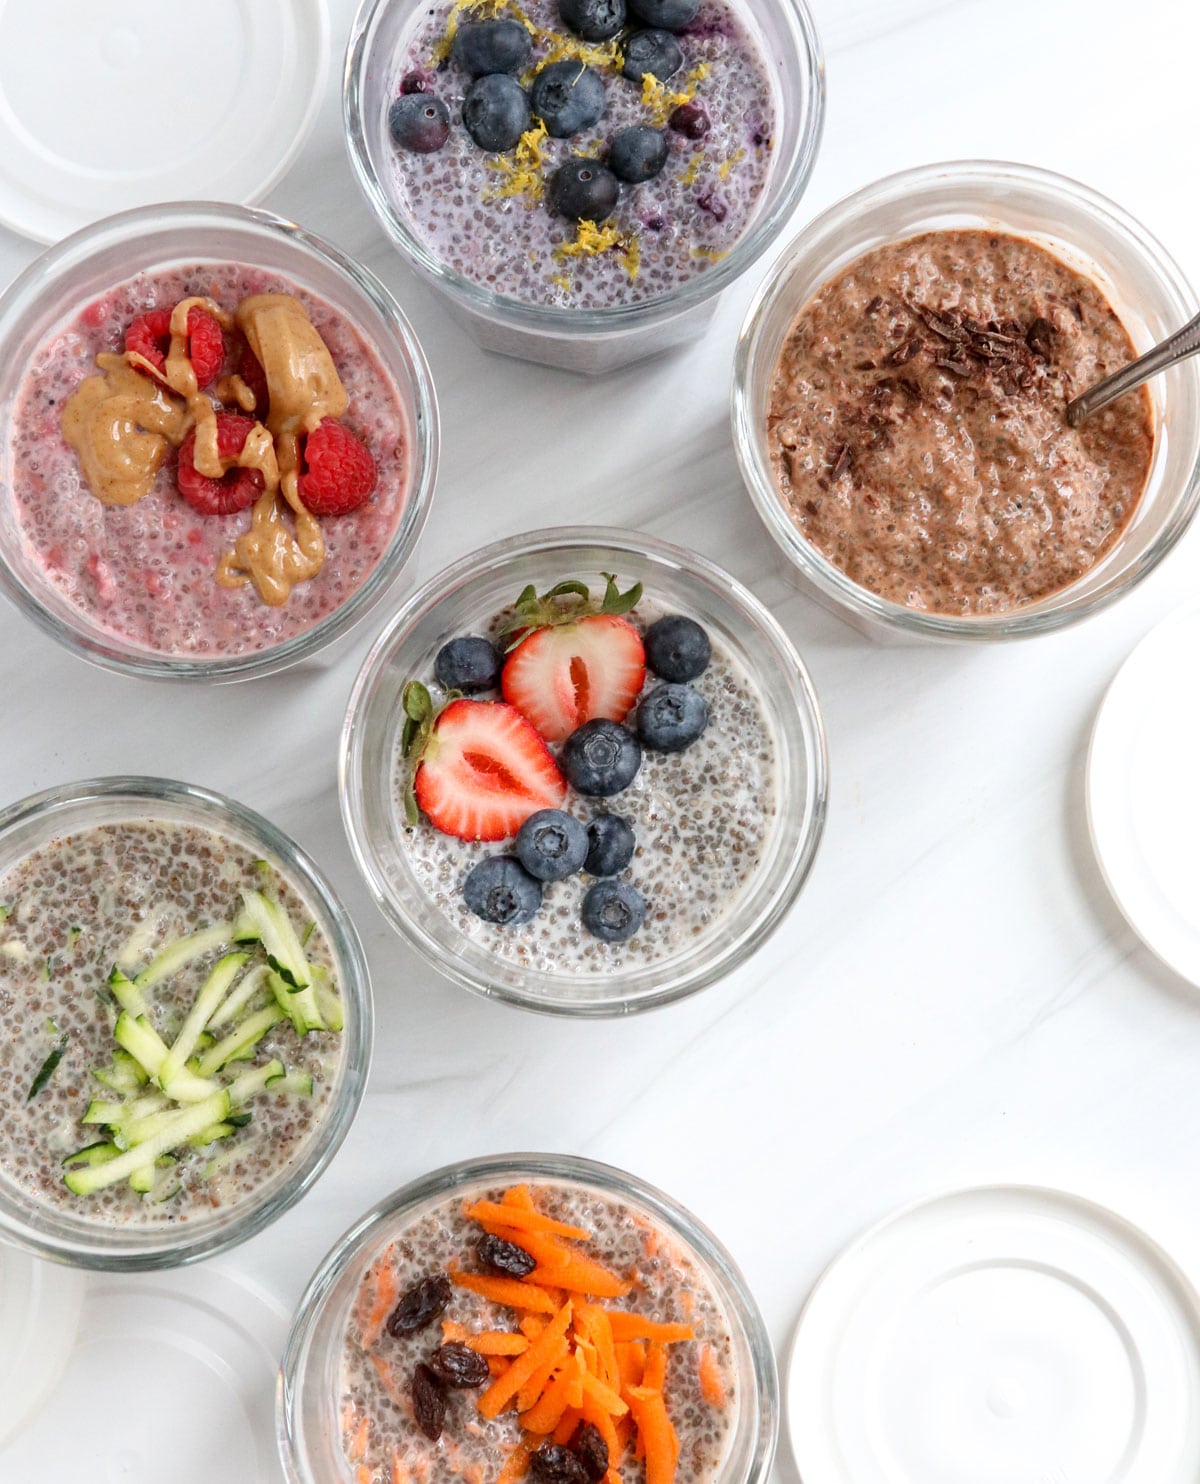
top-left (9, 264), bottom-right (410, 657)
top-left (766, 229), bottom-right (1156, 615)
top-left (338, 1180), bottom-right (739, 1484)
top-left (0, 820), bottom-right (346, 1226)
top-left (382, 0), bottom-right (776, 305)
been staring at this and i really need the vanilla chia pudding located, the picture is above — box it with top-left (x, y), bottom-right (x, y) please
top-left (338, 1179), bottom-right (739, 1484)
top-left (0, 819), bottom-right (346, 1226)
top-left (8, 262), bottom-right (410, 658)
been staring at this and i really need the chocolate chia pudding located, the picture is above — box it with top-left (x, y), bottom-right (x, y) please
top-left (765, 229), bottom-right (1156, 615)
top-left (0, 819), bottom-right (346, 1227)
top-left (338, 1180), bottom-right (738, 1484)
top-left (8, 263), bottom-right (410, 658)
top-left (384, 0), bottom-right (776, 308)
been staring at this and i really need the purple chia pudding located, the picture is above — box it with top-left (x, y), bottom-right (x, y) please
top-left (383, 0), bottom-right (777, 308)
top-left (8, 263), bottom-right (411, 659)
top-left (0, 818), bottom-right (346, 1228)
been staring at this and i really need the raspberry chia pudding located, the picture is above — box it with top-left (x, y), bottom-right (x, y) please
top-left (0, 816), bottom-right (348, 1233)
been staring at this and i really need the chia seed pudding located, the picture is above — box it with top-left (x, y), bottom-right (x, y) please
top-left (765, 229), bottom-right (1157, 615)
top-left (0, 819), bottom-right (345, 1227)
top-left (384, 0), bottom-right (776, 308)
top-left (339, 1180), bottom-right (739, 1484)
top-left (9, 263), bottom-right (410, 658)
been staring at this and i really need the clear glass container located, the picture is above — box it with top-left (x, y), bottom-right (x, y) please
top-left (0, 776), bottom-right (372, 1270)
top-left (0, 202), bottom-right (440, 680)
top-left (277, 1152), bottom-right (779, 1484)
top-left (343, 0), bottom-right (825, 373)
top-left (340, 526), bottom-right (827, 1015)
top-left (732, 161), bottom-right (1200, 641)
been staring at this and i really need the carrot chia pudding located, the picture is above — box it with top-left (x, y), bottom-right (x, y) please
top-left (339, 1181), bottom-right (738, 1484)
top-left (765, 229), bottom-right (1156, 615)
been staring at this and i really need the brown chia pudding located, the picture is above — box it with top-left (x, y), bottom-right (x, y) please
top-left (765, 229), bottom-right (1157, 615)
top-left (339, 1181), bottom-right (738, 1484)
top-left (386, 0), bottom-right (775, 308)
top-left (9, 263), bottom-right (410, 658)
top-left (0, 820), bottom-right (344, 1226)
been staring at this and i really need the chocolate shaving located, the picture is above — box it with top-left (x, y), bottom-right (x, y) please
top-left (865, 295), bottom-right (884, 316)
top-left (828, 442), bottom-right (852, 481)
top-left (936, 357), bottom-right (972, 377)
top-left (1026, 317), bottom-right (1056, 361)
top-left (889, 337), bottom-right (922, 366)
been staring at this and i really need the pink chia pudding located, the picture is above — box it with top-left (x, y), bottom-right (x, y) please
top-left (9, 263), bottom-right (411, 659)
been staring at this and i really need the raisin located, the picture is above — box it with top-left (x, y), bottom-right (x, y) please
top-left (386, 1274), bottom-right (452, 1337)
top-left (476, 1233), bottom-right (537, 1278)
top-left (412, 1362), bottom-right (448, 1440)
top-left (428, 1342), bottom-right (491, 1388)
top-left (571, 1422), bottom-right (609, 1482)
top-left (531, 1445), bottom-right (589, 1484)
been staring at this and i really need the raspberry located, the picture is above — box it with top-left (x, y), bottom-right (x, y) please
top-left (124, 309), bottom-right (172, 378)
top-left (238, 344), bottom-right (269, 416)
top-left (124, 305), bottom-right (225, 388)
top-left (298, 418), bottom-right (378, 516)
top-left (176, 413), bottom-right (265, 516)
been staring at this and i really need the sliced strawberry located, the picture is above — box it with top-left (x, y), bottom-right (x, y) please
top-left (501, 614), bottom-right (646, 744)
top-left (414, 700), bottom-right (567, 842)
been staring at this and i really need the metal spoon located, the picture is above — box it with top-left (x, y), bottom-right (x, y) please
top-left (1066, 309), bottom-right (1200, 427)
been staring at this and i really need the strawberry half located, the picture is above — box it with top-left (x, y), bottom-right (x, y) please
top-left (502, 614), bottom-right (646, 744)
top-left (413, 700), bottom-right (567, 842)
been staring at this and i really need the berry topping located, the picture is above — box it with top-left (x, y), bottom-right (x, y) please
top-left (412, 697), bottom-right (567, 841)
top-left (607, 125), bottom-right (669, 184)
top-left (558, 0), bottom-right (626, 42)
top-left (462, 855), bottom-right (544, 924)
top-left (126, 304), bottom-right (224, 388)
top-left (389, 93), bottom-right (451, 153)
top-left (463, 74), bottom-right (531, 152)
top-left (644, 614), bottom-right (711, 681)
top-left (621, 28), bottom-right (683, 82)
top-left (669, 100), bottom-right (709, 137)
top-left (515, 808), bottom-right (589, 881)
top-left (453, 19), bottom-right (533, 76)
top-left (503, 613), bottom-right (645, 742)
top-left (176, 413), bottom-right (265, 517)
top-left (561, 719), bottom-right (642, 796)
top-left (298, 418), bottom-right (378, 516)
top-left (530, 62), bottom-right (606, 138)
top-left (435, 636), bottom-right (504, 693)
top-left (401, 69), bottom-right (434, 93)
top-left (550, 162), bottom-right (621, 222)
top-left (636, 681), bottom-right (709, 751)
top-left (584, 813), bottom-right (635, 877)
top-left (237, 344), bottom-right (269, 416)
top-left (581, 880), bottom-right (646, 942)
top-left (627, 0), bottom-right (700, 30)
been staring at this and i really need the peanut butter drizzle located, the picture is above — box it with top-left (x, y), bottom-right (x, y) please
top-left (62, 354), bottom-right (189, 506)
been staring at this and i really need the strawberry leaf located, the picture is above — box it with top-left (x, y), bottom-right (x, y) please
top-left (599, 572), bottom-right (643, 616)
top-left (501, 573), bottom-right (642, 646)
top-left (400, 682), bottom-right (438, 827)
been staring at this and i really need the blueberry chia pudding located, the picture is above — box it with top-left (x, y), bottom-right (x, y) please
top-left (393, 572), bottom-right (777, 971)
top-left (383, 0), bottom-right (776, 307)
top-left (8, 263), bottom-right (411, 658)
top-left (339, 1180), bottom-right (738, 1484)
top-left (0, 819), bottom-right (346, 1225)
top-left (766, 229), bottom-right (1156, 615)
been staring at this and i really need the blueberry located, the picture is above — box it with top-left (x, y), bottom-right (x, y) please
top-left (463, 74), bottom-right (531, 152)
top-left (515, 809), bottom-right (589, 882)
top-left (581, 881), bottom-right (645, 942)
top-left (608, 126), bottom-right (668, 184)
top-left (401, 70), bottom-right (434, 94)
top-left (530, 62), bottom-right (606, 138)
top-left (644, 615), bottom-right (711, 681)
top-left (452, 19), bottom-right (532, 77)
top-left (434, 636), bottom-right (503, 693)
top-left (621, 29), bottom-right (683, 83)
top-left (550, 161), bottom-right (620, 222)
top-left (559, 0), bottom-right (625, 41)
top-left (462, 856), bottom-right (542, 925)
top-left (584, 814), bottom-right (635, 877)
top-left (668, 101), bottom-right (709, 138)
top-left (627, 0), bottom-right (700, 29)
top-left (561, 719), bottom-right (642, 796)
top-left (389, 94), bottom-right (451, 154)
top-left (636, 682), bottom-right (709, 752)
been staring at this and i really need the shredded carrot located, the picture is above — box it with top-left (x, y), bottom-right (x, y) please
top-left (359, 1253), bottom-right (400, 1349)
top-left (520, 1315), bottom-right (548, 1339)
top-left (497, 1439), bottom-right (535, 1484)
top-left (393, 1456), bottom-right (412, 1484)
top-left (504, 1186), bottom-right (537, 1210)
top-left (464, 1331), bottom-right (529, 1356)
top-left (371, 1354), bottom-right (408, 1411)
top-left (576, 1306), bottom-right (619, 1390)
top-left (442, 1320), bottom-right (469, 1343)
top-left (580, 1367), bottom-right (628, 1418)
top-left (553, 1409), bottom-right (582, 1445)
top-left (579, 1386), bottom-right (621, 1462)
top-left (479, 1302), bottom-right (574, 1419)
top-left (518, 1345), bottom-right (566, 1413)
top-left (643, 1344), bottom-right (667, 1393)
top-left (488, 1356), bottom-right (511, 1379)
top-left (605, 1314), bottom-right (694, 1345)
top-left (522, 1364), bottom-right (578, 1433)
top-left (615, 1341), bottom-right (646, 1390)
top-left (626, 1387), bottom-right (678, 1484)
top-left (698, 1343), bottom-right (726, 1407)
top-left (468, 1200), bottom-right (591, 1242)
top-left (604, 1471), bottom-right (623, 1484)
top-left (451, 1270), bottom-right (559, 1314)
top-left (357, 1468), bottom-right (373, 1484)
top-left (349, 1413), bottom-right (370, 1461)
top-left (529, 1254), bottom-right (633, 1299)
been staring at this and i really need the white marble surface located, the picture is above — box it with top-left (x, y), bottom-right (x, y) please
top-left (2, 0), bottom-right (1200, 1477)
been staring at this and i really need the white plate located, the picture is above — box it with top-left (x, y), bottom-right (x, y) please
top-left (0, 1261), bottom-right (290, 1483)
top-left (0, 0), bottom-right (329, 244)
top-left (786, 1186), bottom-right (1200, 1484)
top-left (1087, 601), bottom-right (1200, 987)
top-left (0, 1245), bottom-right (84, 1447)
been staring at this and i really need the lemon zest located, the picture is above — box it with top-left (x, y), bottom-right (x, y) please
top-left (690, 245), bottom-right (728, 263)
top-left (551, 272), bottom-right (574, 294)
top-left (554, 220), bottom-right (640, 282)
top-left (483, 121), bottom-right (550, 203)
top-left (680, 154), bottom-right (703, 186)
top-left (718, 148), bottom-right (745, 181)
top-left (640, 62), bottom-right (711, 125)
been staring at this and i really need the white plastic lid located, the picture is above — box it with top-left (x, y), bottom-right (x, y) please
top-left (1088, 601), bottom-right (1200, 987)
top-left (786, 1186), bottom-right (1200, 1484)
top-left (0, 1260), bottom-right (290, 1482)
top-left (0, 1245), bottom-right (84, 1448)
top-left (0, 0), bottom-right (329, 244)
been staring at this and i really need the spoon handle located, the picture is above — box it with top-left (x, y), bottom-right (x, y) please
top-left (1066, 308), bottom-right (1200, 427)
